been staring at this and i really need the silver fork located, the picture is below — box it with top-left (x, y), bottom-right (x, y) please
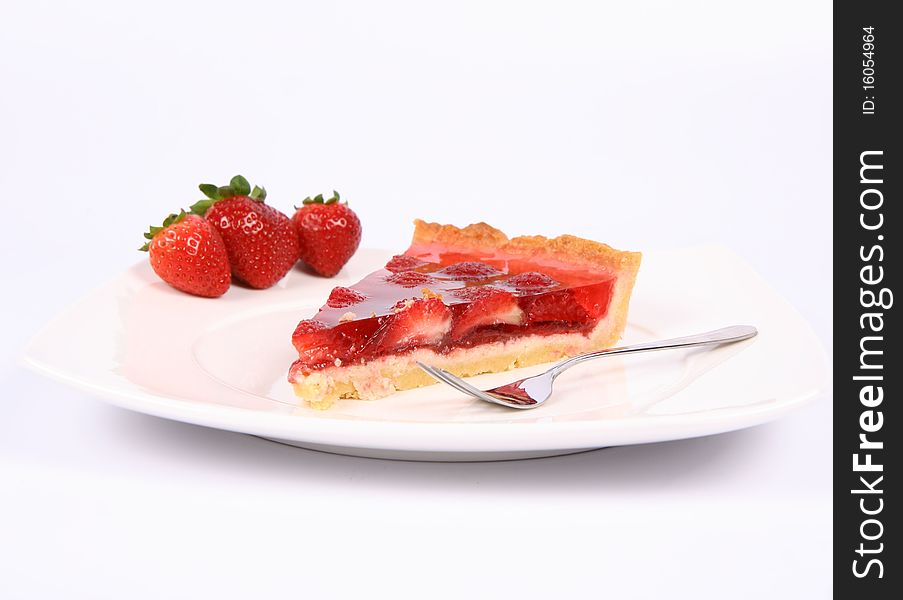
top-left (417, 325), bottom-right (758, 409)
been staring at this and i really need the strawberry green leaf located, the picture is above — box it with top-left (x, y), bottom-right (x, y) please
top-left (250, 185), bottom-right (267, 201)
top-left (302, 191), bottom-right (342, 205)
top-left (190, 199), bottom-right (215, 216)
top-left (195, 175), bottom-right (264, 214)
top-left (199, 183), bottom-right (220, 199)
top-left (230, 175), bottom-right (251, 196)
top-left (139, 211), bottom-right (187, 251)
top-left (162, 211), bottom-right (185, 228)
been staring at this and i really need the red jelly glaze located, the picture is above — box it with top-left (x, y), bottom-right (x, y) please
top-left (435, 261), bottom-right (503, 281)
top-left (385, 254), bottom-right (427, 272)
top-left (504, 271), bottom-right (558, 292)
top-left (290, 246), bottom-right (617, 372)
top-left (384, 271), bottom-right (435, 287)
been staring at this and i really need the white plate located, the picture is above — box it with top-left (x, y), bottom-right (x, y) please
top-left (22, 246), bottom-right (828, 461)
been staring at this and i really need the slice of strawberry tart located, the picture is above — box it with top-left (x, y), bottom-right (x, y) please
top-left (289, 220), bottom-right (641, 409)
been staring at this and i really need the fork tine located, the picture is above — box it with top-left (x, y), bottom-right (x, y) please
top-left (418, 362), bottom-right (493, 401)
top-left (432, 367), bottom-right (521, 408)
top-left (419, 364), bottom-right (480, 398)
top-left (434, 367), bottom-right (487, 396)
top-left (417, 362), bottom-right (525, 408)
top-left (417, 362), bottom-right (460, 388)
top-left (439, 377), bottom-right (480, 398)
top-left (417, 362), bottom-right (447, 383)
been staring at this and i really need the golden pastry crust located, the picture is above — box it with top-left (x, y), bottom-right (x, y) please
top-left (409, 220), bottom-right (508, 250)
top-left (410, 219), bottom-right (642, 274)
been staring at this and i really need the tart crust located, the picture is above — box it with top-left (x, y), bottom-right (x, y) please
top-left (409, 219), bottom-right (642, 274)
top-left (290, 221), bottom-right (642, 409)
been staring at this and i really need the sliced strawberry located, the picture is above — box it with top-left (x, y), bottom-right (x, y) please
top-left (504, 271), bottom-right (558, 292)
top-left (450, 288), bottom-right (523, 340)
top-left (385, 271), bottom-right (435, 287)
top-left (379, 298), bottom-right (452, 350)
top-left (448, 285), bottom-right (502, 301)
top-left (520, 289), bottom-right (590, 325)
top-left (291, 319), bottom-right (337, 366)
top-left (385, 255), bottom-right (427, 273)
top-left (570, 279), bottom-right (616, 320)
top-left (326, 286), bottom-right (368, 308)
top-left (431, 252), bottom-right (506, 271)
top-left (293, 319), bottom-right (329, 337)
top-left (435, 261), bottom-right (502, 281)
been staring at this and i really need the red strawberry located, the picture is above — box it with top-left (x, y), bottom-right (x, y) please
top-left (385, 254), bottom-right (427, 273)
top-left (436, 261), bottom-right (502, 281)
top-left (191, 175), bottom-right (300, 289)
top-left (140, 212), bottom-right (231, 298)
top-left (570, 280), bottom-right (616, 320)
top-left (384, 271), bottom-right (435, 288)
top-left (449, 285), bottom-right (508, 301)
top-left (504, 271), bottom-right (558, 292)
top-left (449, 288), bottom-right (522, 340)
top-left (379, 298), bottom-right (452, 350)
top-left (292, 191), bottom-right (362, 277)
top-left (521, 290), bottom-right (589, 324)
top-left (326, 286), bottom-right (368, 308)
top-left (291, 318), bottom-right (353, 370)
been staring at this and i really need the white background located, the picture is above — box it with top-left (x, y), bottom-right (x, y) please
top-left (1, 1), bottom-right (831, 598)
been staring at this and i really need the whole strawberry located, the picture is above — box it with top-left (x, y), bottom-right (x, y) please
top-left (191, 175), bottom-right (300, 289)
top-left (292, 191), bottom-right (362, 277)
top-left (140, 211), bottom-right (231, 298)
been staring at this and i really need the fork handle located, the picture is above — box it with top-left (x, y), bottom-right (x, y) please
top-left (549, 325), bottom-right (758, 377)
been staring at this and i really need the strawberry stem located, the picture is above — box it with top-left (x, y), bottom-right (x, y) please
top-left (250, 185), bottom-right (267, 201)
top-left (191, 174), bottom-right (265, 216)
top-left (302, 190), bottom-right (342, 205)
top-left (139, 210), bottom-right (187, 251)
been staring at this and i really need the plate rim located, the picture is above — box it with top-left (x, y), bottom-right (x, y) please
top-left (21, 351), bottom-right (823, 452)
top-left (20, 245), bottom-right (830, 453)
